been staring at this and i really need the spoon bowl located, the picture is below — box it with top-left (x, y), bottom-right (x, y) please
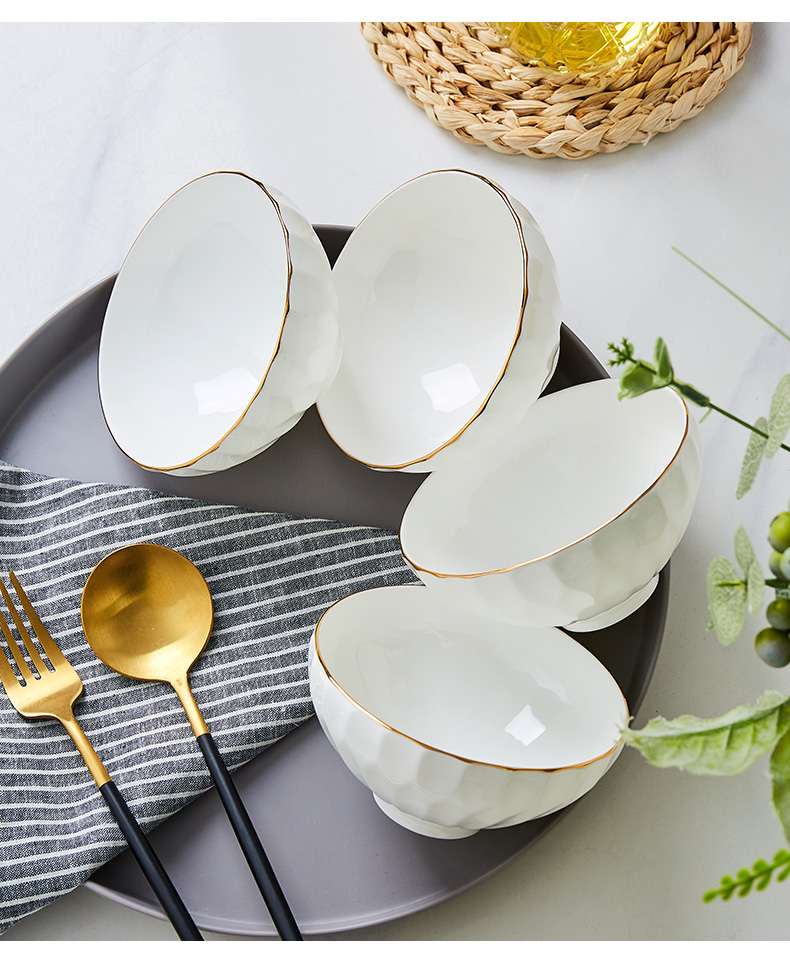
top-left (81, 542), bottom-right (213, 685)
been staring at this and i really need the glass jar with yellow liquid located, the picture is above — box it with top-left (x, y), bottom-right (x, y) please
top-left (493, 22), bottom-right (664, 75)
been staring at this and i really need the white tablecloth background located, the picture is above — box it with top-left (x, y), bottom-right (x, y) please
top-left (1, 19), bottom-right (788, 943)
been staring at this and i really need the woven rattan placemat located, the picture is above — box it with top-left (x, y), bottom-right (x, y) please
top-left (361, 22), bottom-right (753, 160)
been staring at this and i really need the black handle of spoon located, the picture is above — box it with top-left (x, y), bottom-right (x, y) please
top-left (100, 780), bottom-right (203, 941)
top-left (197, 732), bottom-right (302, 941)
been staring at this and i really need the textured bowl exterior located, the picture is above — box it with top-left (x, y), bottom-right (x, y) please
top-left (308, 637), bottom-right (622, 836)
top-left (168, 184), bottom-right (340, 476)
top-left (408, 411), bottom-right (702, 629)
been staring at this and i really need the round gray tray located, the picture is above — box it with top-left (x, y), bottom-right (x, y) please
top-left (0, 226), bottom-right (667, 936)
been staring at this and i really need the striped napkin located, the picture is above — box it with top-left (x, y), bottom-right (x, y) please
top-left (0, 460), bottom-right (417, 934)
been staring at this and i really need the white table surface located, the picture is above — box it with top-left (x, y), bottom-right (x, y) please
top-left (1, 19), bottom-right (788, 945)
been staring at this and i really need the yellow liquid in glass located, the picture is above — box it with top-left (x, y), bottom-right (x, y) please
top-left (494, 22), bottom-right (663, 74)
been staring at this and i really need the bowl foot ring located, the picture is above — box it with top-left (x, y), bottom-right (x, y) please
top-left (373, 796), bottom-right (479, 839)
top-left (562, 574), bottom-right (659, 633)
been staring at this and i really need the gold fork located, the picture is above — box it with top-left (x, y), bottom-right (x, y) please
top-left (0, 571), bottom-right (203, 941)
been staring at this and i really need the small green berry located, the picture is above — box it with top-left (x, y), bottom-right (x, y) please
top-left (769, 512), bottom-right (790, 553)
top-left (767, 598), bottom-right (790, 631)
top-left (755, 627), bottom-right (790, 668)
top-left (778, 548), bottom-right (790, 581)
top-left (770, 550), bottom-right (785, 578)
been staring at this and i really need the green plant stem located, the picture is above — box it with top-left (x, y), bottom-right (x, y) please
top-left (705, 401), bottom-right (790, 453)
top-left (619, 353), bottom-right (790, 455)
top-left (673, 248), bottom-right (790, 343)
top-left (703, 850), bottom-right (790, 902)
top-left (716, 578), bottom-right (790, 590)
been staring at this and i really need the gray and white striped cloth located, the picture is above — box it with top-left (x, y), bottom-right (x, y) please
top-left (0, 461), bottom-right (417, 934)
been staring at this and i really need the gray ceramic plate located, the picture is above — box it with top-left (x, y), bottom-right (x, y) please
top-left (0, 226), bottom-right (667, 937)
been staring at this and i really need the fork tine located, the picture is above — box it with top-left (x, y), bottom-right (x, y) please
top-left (0, 575), bottom-right (46, 677)
top-left (9, 571), bottom-right (66, 671)
top-left (0, 589), bottom-right (33, 681)
top-left (0, 640), bottom-right (23, 695)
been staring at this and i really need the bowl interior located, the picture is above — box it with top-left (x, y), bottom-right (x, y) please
top-left (401, 379), bottom-right (688, 575)
top-left (317, 170), bottom-right (527, 468)
top-left (98, 172), bottom-right (290, 470)
top-left (315, 586), bottom-right (626, 769)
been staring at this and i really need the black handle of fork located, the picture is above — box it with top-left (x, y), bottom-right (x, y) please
top-left (197, 731), bottom-right (302, 941)
top-left (99, 781), bottom-right (203, 941)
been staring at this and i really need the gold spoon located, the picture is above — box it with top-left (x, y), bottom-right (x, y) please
top-left (80, 542), bottom-right (301, 941)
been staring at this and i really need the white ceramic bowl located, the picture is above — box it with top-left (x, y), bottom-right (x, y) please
top-left (98, 171), bottom-right (340, 475)
top-left (309, 585), bottom-right (628, 839)
top-left (400, 378), bottom-right (702, 631)
top-left (316, 169), bottom-right (562, 472)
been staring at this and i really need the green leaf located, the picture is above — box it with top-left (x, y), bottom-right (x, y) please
top-left (733, 525), bottom-right (756, 572)
top-left (653, 337), bottom-right (674, 386)
top-left (755, 865), bottom-right (773, 892)
top-left (736, 416), bottom-right (769, 500)
top-left (621, 690), bottom-right (790, 776)
top-left (618, 361), bottom-right (659, 399)
top-left (707, 556), bottom-right (747, 645)
top-left (767, 375), bottom-right (790, 457)
top-left (770, 729), bottom-right (790, 845)
top-left (746, 559), bottom-right (766, 615)
top-left (672, 379), bottom-right (711, 409)
top-left (732, 528), bottom-right (764, 613)
top-left (736, 870), bottom-right (754, 897)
